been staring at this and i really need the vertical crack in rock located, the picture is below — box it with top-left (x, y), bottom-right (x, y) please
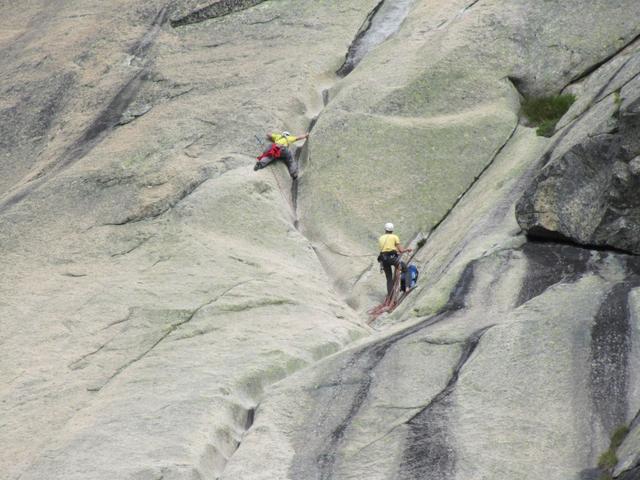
top-left (0, 6), bottom-right (169, 213)
top-left (337, 0), bottom-right (414, 77)
top-left (426, 121), bottom-right (518, 243)
top-left (516, 242), bottom-right (595, 307)
top-left (460, 0), bottom-right (482, 13)
top-left (398, 326), bottom-right (492, 480)
top-left (591, 56), bottom-right (635, 104)
top-left (314, 314), bottom-right (447, 480)
top-left (590, 280), bottom-right (637, 435)
top-left (170, 0), bottom-right (267, 27)
top-left (294, 0), bottom-right (418, 246)
top-left (131, 6), bottom-right (169, 57)
top-left (295, 262), bottom-right (477, 479)
top-left (244, 407), bottom-right (256, 430)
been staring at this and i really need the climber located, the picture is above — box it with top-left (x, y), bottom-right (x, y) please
top-left (400, 262), bottom-right (419, 292)
top-left (254, 131), bottom-right (309, 179)
top-left (377, 222), bottom-right (412, 299)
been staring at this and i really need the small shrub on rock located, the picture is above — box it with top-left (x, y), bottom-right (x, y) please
top-left (597, 425), bottom-right (630, 479)
top-left (521, 94), bottom-right (576, 137)
top-left (598, 449), bottom-right (617, 471)
top-left (611, 425), bottom-right (630, 450)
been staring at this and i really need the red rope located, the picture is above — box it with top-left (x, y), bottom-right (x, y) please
top-left (367, 253), bottom-right (407, 323)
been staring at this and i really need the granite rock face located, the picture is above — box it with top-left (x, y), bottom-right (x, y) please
top-left (298, 0), bottom-right (640, 309)
top-left (517, 44), bottom-right (640, 253)
top-left (3, 1), bottom-right (640, 480)
top-left (0, 1), bottom-right (377, 479)
top-left (225, 120), bottom-right (640, 480)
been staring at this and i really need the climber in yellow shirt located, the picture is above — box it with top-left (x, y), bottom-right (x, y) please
top-left (254, 131), bottom-right (309, 179)
top-left (377, 222), bottom-right (412, 298)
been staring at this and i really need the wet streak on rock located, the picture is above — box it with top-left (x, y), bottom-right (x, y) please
top-left (0, 70), bottom-right (151, 212)
top-left (130, 6), bottom-right (169, 57)
top-left (337, 0), bottom-right (384, 77)
top-left (398, 327), bottom-right (491, 480)
top-left (294, 262), bottom-right (477, 479)
top-left (0, 7), bottom-right (169, 213)
top-left (337, 0), bottom-right (414, 77)
top-left (590, 281), bottom-right (637, 434)
top-left (446, 261), bottom-right (476, 311)
top-left (170, 0), bottom-right (266, 27)
top-left (0, 71), bottom-right (76, 153)
top-left (50, 4), bottom-right (169, 169)
top-left (64, 71), bottom-right (151, 166)
top-left (516, 242), bottom-right (594, 307)
top-left (313, 313), bottom-right (448, 480)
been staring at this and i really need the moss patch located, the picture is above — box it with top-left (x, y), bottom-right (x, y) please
top-left (521, 94), bottom-right (576, 137)
top-left (598, 449), bottom-right (618, 471)
top-left (611, 425), bottom-right (630, 450)
top-left (597, 424), bottom-right (630, 479)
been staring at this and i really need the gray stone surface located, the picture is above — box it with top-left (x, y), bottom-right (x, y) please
top-left (0, 1), bottom-right (377, 479)
top-left (226, 240), bottom-right (640, 479)
top-left (517, 45), bottom-right (640, 254)
top-left (3, 1), bottom-right (640, 479)
top-left (298, 0), bottom-right (640, 309)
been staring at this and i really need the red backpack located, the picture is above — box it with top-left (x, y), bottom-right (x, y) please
top-left (257, 143), bottom-right (282, 161)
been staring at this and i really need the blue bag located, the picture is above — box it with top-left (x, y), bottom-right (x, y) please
top-left (401, 264), bottom-right (419, 292)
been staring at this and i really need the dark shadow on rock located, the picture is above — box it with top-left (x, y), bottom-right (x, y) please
top-left (170, 0), bottom-right (266, 27)
top-left (516, 241), bottom-right (594, 307)
top-left (590, 281), bottom-right (638, 435)
top-left (288, 261), bottom-right (479, 479)
top-left (398, 326), bottom-right (490, 480)
top-left (618, 465), bottom-right (640, 480)
top-left (579, 467), bottom-right (602, 480)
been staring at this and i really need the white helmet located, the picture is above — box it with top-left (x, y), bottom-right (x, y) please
top-left (282, 131), bottom-right (291, 137)
top-left (384, 222), bottom-right (394, 232)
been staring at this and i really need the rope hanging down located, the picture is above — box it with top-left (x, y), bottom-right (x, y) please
top-left (367, 248), bottom-right (420, 323)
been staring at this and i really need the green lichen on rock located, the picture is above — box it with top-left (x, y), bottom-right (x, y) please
top-left (597, 425), bottom-right (630, 478)
top-left (611, 425), bottom-right (630, 450)
top-left (521, 94), bottom-right (576, 137)
top-left (599, 449), bottom-right (618, 471)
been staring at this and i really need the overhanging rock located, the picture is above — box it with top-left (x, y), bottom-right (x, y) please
top-left (517, 46), bottom-right (640, 254)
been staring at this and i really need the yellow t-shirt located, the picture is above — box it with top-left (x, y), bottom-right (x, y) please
top-left (271, 133), bottom-right (297, 147)
top-left (378, 234), bottom-right (400, 252)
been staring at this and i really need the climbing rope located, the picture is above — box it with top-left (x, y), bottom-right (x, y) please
top-left (367, 252), bottom-right (405, 322)
top-left (367, 248), bottom-right (420, 323)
